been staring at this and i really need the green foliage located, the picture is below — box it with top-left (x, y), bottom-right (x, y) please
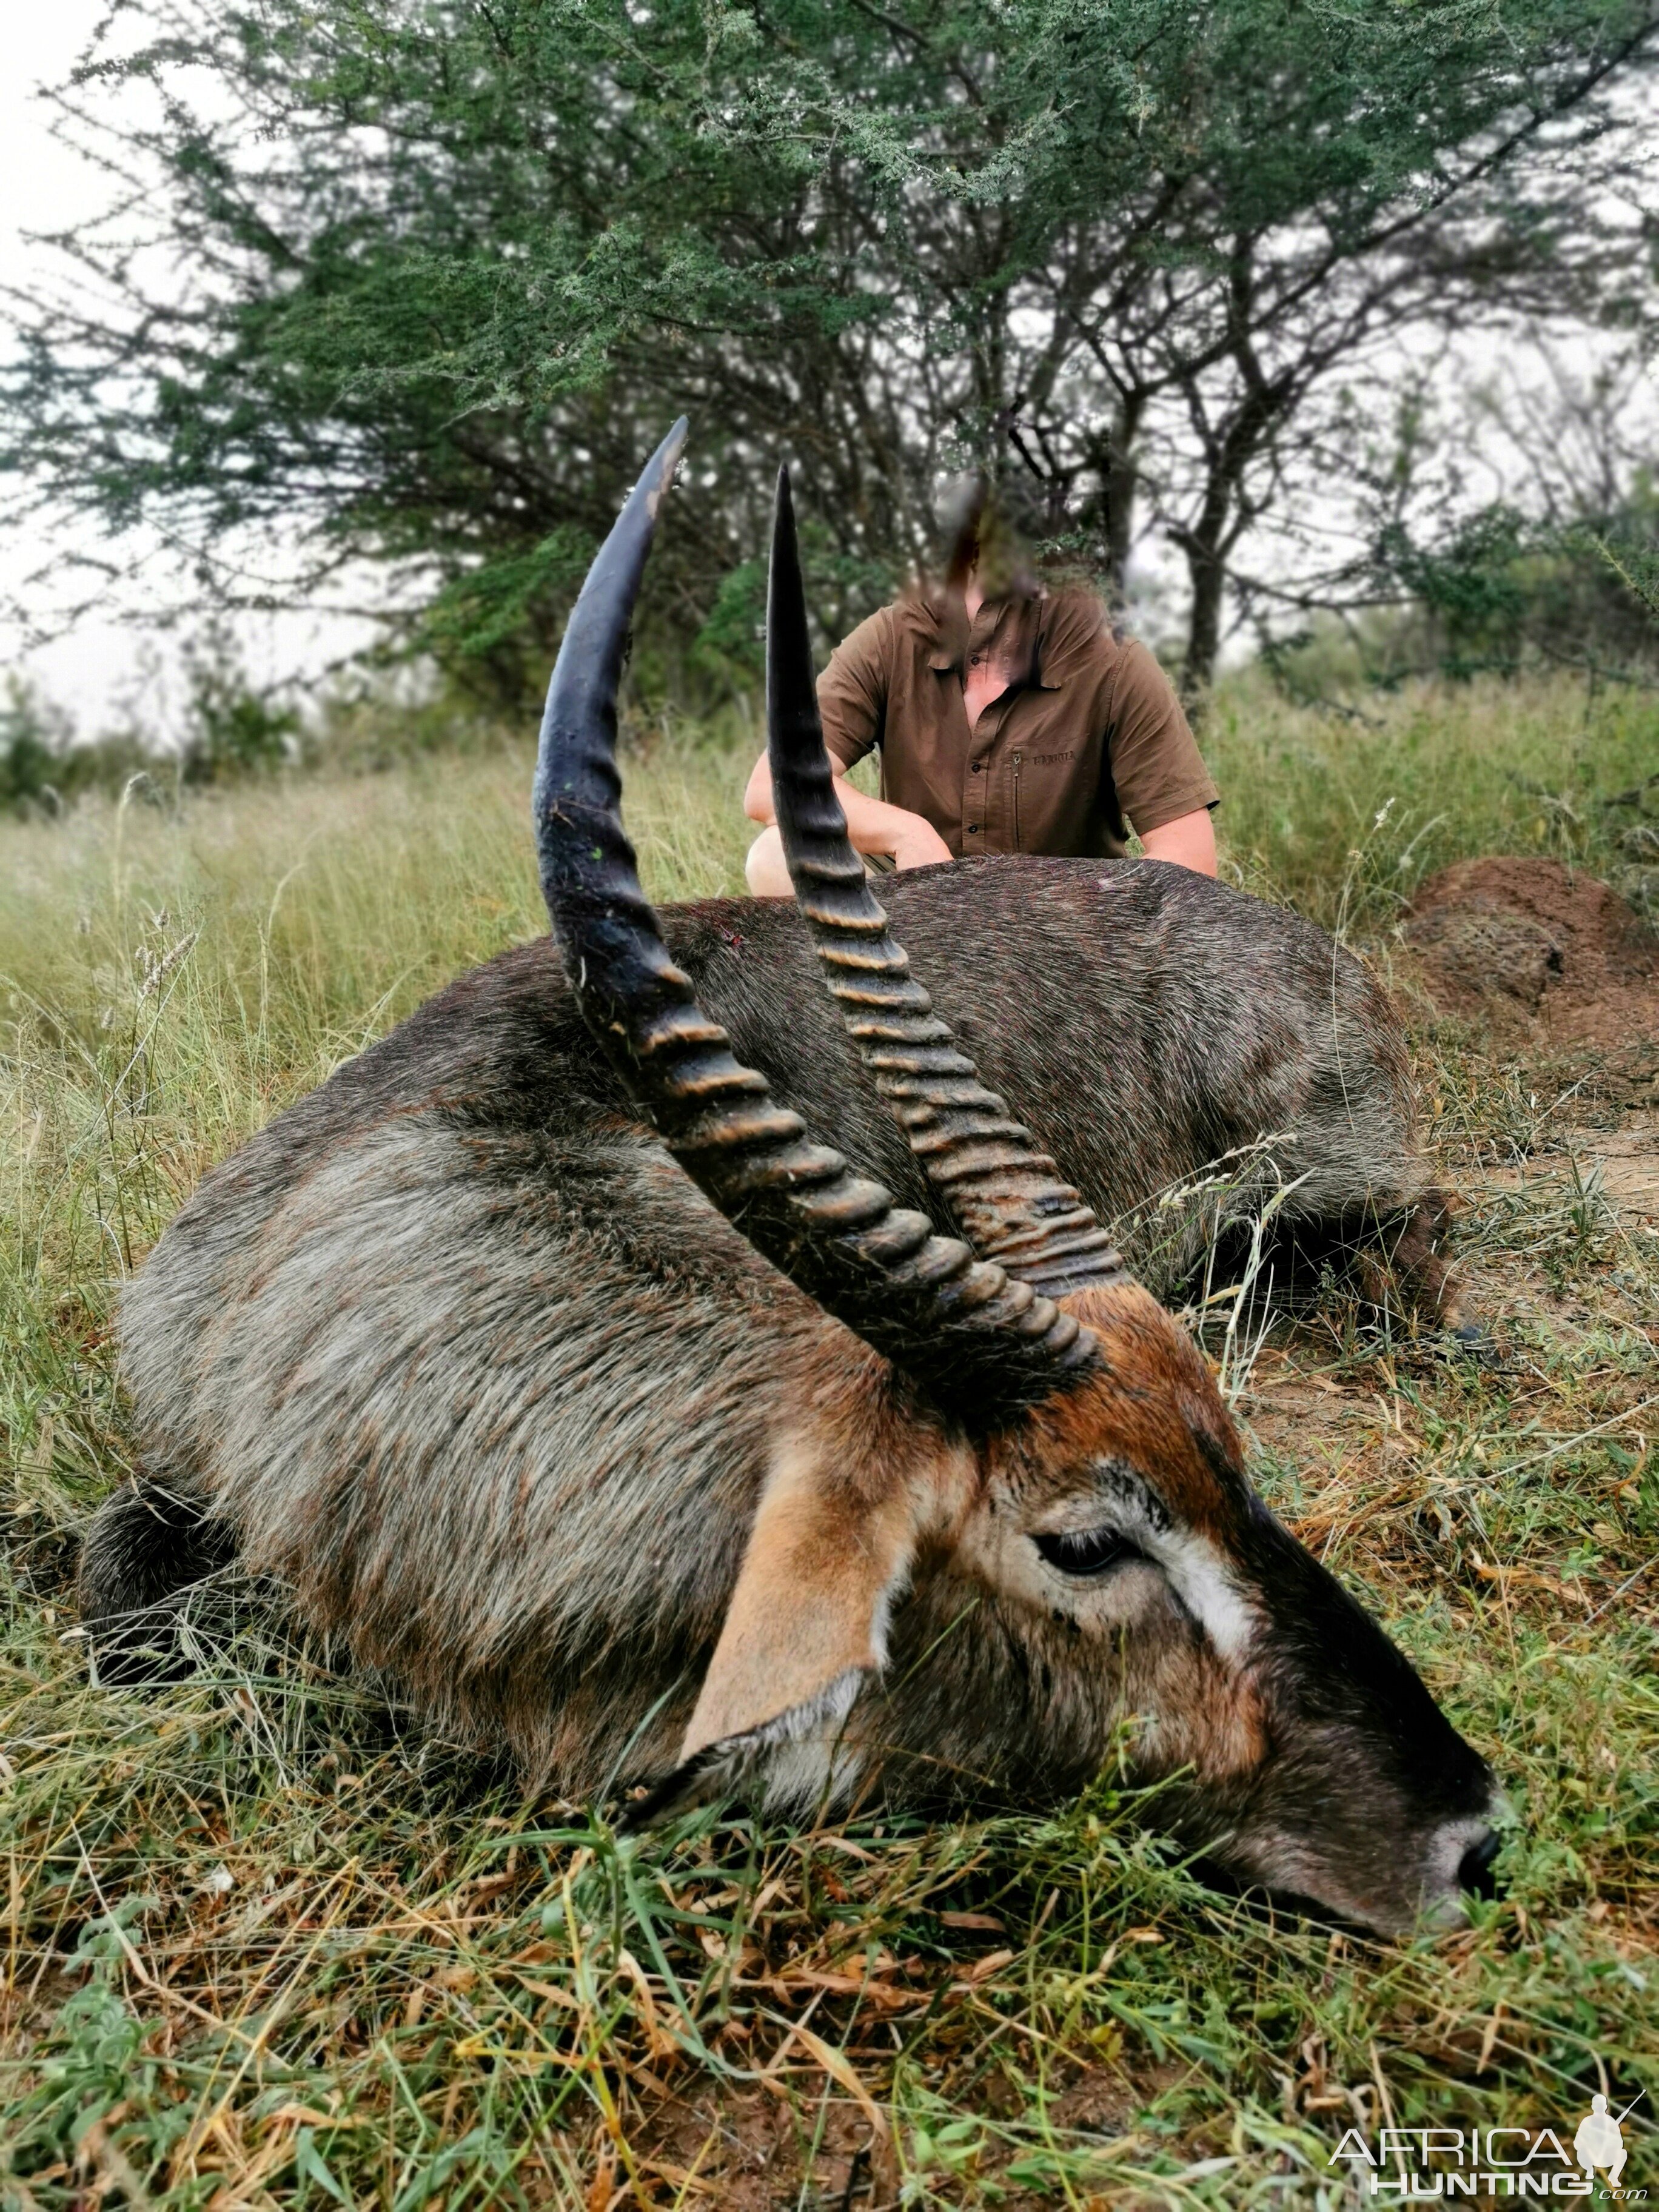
top-left (1, 632), bottom-right (304, 822)
top-left (3, 0), bottom-right (1652, 699)
top-left (693, 557), bottom-right (769, 674)
top-left (0, 675), bottom-right (70, 816)
top-left (1377, 507), bottom-right (1535, 672)
top-left (414, 527), bottom-right (598, 686)
top-left (1333, 494), bottom-right (1659, 684)
top-left (693, 532), bottom-right (897, 678)
top-left (1601, 533), bottom-right (1659, 623)
top-left (178, 621), bottom-right (303, 783)
top-left (0, 678), bottom-right (161, 817)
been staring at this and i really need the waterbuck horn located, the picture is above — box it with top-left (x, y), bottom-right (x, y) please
top-left (765, 466), bottom-right (1127, 1299)
top-left (534, 425), bottom-right (1099, 1412)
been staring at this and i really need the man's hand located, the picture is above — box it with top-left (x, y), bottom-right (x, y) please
top-left (744, 750), bottom-right (955, 893)
top-left (744, 809), bottom-right (951, 895)
top-left (888, 817), bottom-right (954, 870)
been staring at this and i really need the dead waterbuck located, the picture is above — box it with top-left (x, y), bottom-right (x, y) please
top-left (81, 426), bottom-right (1501, 1933)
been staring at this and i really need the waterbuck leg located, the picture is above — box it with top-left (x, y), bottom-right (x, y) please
top-left (1347, 1191), bottom-right (1498, 1356)
top-left (1381, 1190), bottom-right (1461, 1325)
top-left (78, 1476), bottom-right (238, 1684)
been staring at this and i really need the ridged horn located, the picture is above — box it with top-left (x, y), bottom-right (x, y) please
top-left (765, 465), bottom-right (1127, 1300)
top-left (534, 425), bottom-right (1097, 1413)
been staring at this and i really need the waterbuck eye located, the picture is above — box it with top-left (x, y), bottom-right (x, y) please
top-left (1033, 1527), bottom-right (1144, 1579)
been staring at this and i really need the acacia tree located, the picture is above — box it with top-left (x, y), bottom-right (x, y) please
top-left (956, 4), bottom-right (1658, 689)
top-left (4, 0), bottom-right (1656, 703)
top-left (1296, 337), bottom-right (1659, 682)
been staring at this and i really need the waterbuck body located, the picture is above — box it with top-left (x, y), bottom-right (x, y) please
top-left (83, 432), bottom-right (1499, 1935)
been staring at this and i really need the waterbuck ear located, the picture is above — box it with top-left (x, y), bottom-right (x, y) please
top-left (629, 1444), bottom-right (939, 1826)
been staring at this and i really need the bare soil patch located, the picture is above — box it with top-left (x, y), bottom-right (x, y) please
top-left (1404, 856), bottom-right (1658, 1059)
top-left (1589, 1113), bottom-right (1659, 1219)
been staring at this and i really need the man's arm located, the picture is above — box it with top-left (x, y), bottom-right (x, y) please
top-left (1105, 634), bottom-right (1221, 877)
top-left (743, 753), bottom-right (951, 892)
top-left (1140, 806), bottom-right (1217, 877)
top-left (743, 600), bottom-right (953, 889)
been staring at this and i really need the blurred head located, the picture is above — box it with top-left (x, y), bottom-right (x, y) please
top-left (939, 471), bottom-right (1045, 602)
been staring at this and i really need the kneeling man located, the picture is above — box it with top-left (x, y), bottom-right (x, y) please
top-left (745, 492), bottom-right (1218, 890)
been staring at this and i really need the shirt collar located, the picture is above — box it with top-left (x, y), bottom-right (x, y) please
top-left (922, 588), bottom-right (1064, 690)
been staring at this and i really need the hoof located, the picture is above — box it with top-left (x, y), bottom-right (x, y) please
top-left (1446, 1319), bottom-right (1502, 1368)
top-left (83, 1610), bottom-right (200, 1687)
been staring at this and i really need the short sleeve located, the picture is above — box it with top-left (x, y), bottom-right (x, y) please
top-left (1106, 640), bottom-right (1219, 834)
top-left (816, 606), bottom-right (893, 772)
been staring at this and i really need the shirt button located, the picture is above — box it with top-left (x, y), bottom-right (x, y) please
top-left (969, 653), bottom-right (980, 665)
top-left (967, 823), bottom-right (979, 834)
top-left (971, 761), bottom-right (982, 773)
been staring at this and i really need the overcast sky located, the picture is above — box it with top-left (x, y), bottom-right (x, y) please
top-left (0, 3), bottom-right (373, 740)
top-left (1, 1), bottom-right (129, 727)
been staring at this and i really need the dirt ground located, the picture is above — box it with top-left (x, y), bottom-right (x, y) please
top-left (1404, 854), bottom-right (1659, 1057)
top-left (1403, 854), bottom-right (1659, 1223)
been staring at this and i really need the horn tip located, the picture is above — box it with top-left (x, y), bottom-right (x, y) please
top-left (652, 415), bottom-right (691, 491)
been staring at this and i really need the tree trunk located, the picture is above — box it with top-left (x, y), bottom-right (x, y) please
top-left (1180, 471), bottom-right (1233, 713)
top-left (1096, 392), bottom-right (1144, 609)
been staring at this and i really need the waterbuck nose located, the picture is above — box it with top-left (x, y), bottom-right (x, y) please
top-left (1457, 1827), bottom-right (1503, 1899)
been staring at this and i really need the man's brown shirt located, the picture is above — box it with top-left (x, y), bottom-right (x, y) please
top-left (817, 586), bottom-right (1218, 859)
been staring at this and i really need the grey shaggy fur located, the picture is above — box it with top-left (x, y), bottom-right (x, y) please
top-left (87, 856), bottom-right (1446, 1795)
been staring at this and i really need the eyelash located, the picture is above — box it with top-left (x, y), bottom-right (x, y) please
top-left (1032, 1528), bottom-right (1145, 1579)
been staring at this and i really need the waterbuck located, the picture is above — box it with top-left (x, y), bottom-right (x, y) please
top-left (81, 426), bottom-right (1500, 1934)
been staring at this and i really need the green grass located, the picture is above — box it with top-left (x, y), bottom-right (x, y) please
top-left (1206, 667), bottom-right (1659, 929)
top-left (2, 670), bottom-right (1658, 2208)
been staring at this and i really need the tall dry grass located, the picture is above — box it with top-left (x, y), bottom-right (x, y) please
top-left (1206, 668), bottom-right (1659, 927)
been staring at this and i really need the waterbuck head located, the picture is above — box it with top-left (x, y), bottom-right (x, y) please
top-left (533, 425), bottom-right (1501, 1936)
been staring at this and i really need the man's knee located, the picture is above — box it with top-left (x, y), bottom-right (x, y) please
top-left (745, 825), bottom-right (793, 897)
